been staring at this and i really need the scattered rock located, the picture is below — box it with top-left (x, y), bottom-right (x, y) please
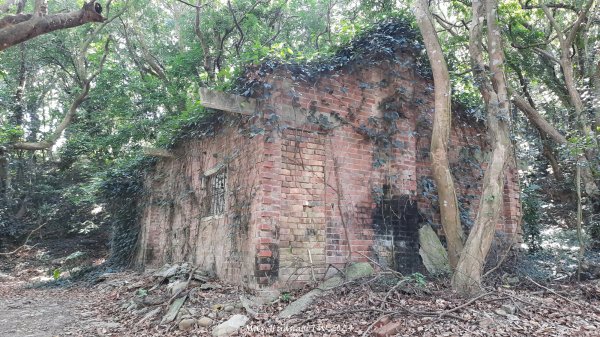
top-left (198, 316), bottom-right (213, 327)
top-left (506, 276), bottom-right (520, 285)
top-left (343, 262), bottom-right (375, 282)
top-left (494, 308), bottom-right (508, 316)
top-left (239, 295), bottom-right (258, 316)
top-left (256, 289), bottom-right (280, 302)
top-left (278, 290), bottom-right (321, 318)
top-left (153, 264), bottom-right (179, 278)
top-left (479, 317), bottom-right (495, 328)
top-left (211, 304), bottom-right (224, 311)
top-left (178, 318), bottom-right (196, 331)
top-left (373, 320), bottom-right (402, 337)
top-left (161, 296), bottom-right (187, 324)
top-left (201, 282), bottom-right (222, 290)
top-left (501, 304), bottom-right (517, 315)
top-left (137, 307), bottom-right (161, 326)
top-left (224, 305), bottom-right (235, 312)
top-left (176, 308), bottom-right (191, 321)
top-left (169, 280), bottom-right (188, 295)
top-left (279, 262), bottom-right (374, 318)
top-left (506, 314), bottom-right (519, 321)
top-left (418, 224), bottom-right (451, 275)
top-left (141, 294), bottom-right (166, 306)
top-left (193, 270), bottom-right (211, 282)
top-left (211, 314), bottom-right (249, 337)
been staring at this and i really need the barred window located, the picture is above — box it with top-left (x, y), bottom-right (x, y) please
top-left (205, 169), bottom-right (226, 216)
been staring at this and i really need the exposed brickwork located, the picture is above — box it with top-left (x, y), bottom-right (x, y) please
top-left (277, 129), bottom-right (327, 285)
top-left (137, 48), bottom-right (522, 289)
top-left (136, 121), bottom-right (264, 286)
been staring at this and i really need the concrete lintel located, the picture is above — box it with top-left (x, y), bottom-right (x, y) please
top-left (199, 88), bottom-right (258, 115)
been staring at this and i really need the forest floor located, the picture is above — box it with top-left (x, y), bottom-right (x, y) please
top-left (1, 231), bottom-right (600, 337)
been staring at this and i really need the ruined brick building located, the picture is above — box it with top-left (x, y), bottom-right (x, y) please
top-left (135, 21), bottom-right (521, 289)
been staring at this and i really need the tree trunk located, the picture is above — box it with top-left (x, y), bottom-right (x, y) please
top-left (413, 0), bottom-right (464, 269)
top-left (512, 93), bottom-right (599, 195)
top-left (0, 147), bottom-right (8, 197)
top-left (0, 1), bottom-right (104, 51)
top-left (452, 0), bottom-right (512, 296)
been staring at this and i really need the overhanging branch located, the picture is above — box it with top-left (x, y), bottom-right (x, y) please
top-left (0, 1), bottom-right (105, 51)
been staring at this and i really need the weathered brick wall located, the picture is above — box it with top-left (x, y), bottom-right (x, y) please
top-left (137, 50), bottom-right (522, 289)
top-left (248, 50), bottom-right (521, 287)
top-left (247, 54), bottom-right (434, 287)
top-left (137, 121), bottom-right (265, 285)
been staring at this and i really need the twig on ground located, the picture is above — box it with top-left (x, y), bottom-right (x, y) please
top-left (381, 278), bottom-right (409, 308)
top-left (355, 251), bottom-right (404, 279)
top-left (525, 276), bottom-right (600, 313)
top-left (499, 289), bottom-right (563, 312)
top-left (297, 303), bottom-right (467, 327)
top-left (440, 291), bottom-right (492, 318)
top-left (483, 242), bottom-right (514, 278)
top-left (0, 221), bottom-right (47, 256)
top-left (308, 249), bottom-right (316, 283)
top-left (526, 277), bottom-right (579, 306)
top-left (166, 266), bottom-right (197, 306)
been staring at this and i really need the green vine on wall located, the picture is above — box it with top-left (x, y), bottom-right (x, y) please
top-left (98, 155), bottom-right (155, 266)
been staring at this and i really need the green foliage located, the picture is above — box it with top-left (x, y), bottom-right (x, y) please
top-left (98, 155), bottom-right (155, 266)
top-left (0, 125), bottom-right (24, 144)
top-left (408, 272), bottom-right (426, 287)
top-left (136, 288), bottom-right (148, 297)
top-left (52, 269), bottom-right (61, 280)
top-left (279, 292), bottom-right (293, 302)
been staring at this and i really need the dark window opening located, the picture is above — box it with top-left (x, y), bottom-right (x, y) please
top-left (205, 170), bottom-right (226, 216)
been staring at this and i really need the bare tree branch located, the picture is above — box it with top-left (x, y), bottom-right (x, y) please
top-left (174, 0), bottom-right (206, 9)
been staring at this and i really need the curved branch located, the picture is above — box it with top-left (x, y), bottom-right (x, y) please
top-left (0, 1), bottom-right (106, 51)
top-left (11, 83), bottom-right (90, 150)
top-left (11, 37), bottom-right (111, 151)
top-left (511, 93), bottom-right (567, 144)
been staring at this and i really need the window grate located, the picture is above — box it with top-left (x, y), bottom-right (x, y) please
top-left (205, 170), bottom-right (226, 216)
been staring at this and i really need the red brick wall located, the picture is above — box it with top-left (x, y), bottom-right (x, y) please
top-left (138, 51), bottom-right (522, 289)
top-left (137, 121), bottom-right (265, 285)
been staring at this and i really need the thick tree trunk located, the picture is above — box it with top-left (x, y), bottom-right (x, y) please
top-left (452, 0), bottom-right (512, 296)
top-left (0, 1), bottom-right (104, 51)
top-left (413, 0), bottom-right (464, 269)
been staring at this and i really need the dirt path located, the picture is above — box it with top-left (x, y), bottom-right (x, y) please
top-left (0, 281), bottom-right (121, 337)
